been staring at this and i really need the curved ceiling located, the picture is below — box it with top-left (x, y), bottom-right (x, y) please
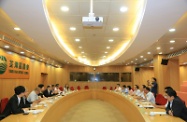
top-left (0, 0), bottom-right (187, 66)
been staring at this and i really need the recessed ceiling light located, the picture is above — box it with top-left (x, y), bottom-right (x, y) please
top-left (169, 28), bottom-right (175, 32)
top-left (7, 51), bottom-right (13, 54)
top-left (81, 51), bottom-right (84, 53)
top-left (131, 61), bottom-right (133, 63)
top-left (170, 40), bottom-right (175, 43)
top-left (120, 7), bottom-right (128, 12)
top-left (108, 39), bottom-right (114, 42)
top-left (157, 47), bottom-right (161, 50)
top-left (79, 46), bottom-right (82, 48)
top-left (147, 52), bottom-right (151, 54)
top-left (70, 27), bottom-right (76, 31)
top-left (113, 27), bottom-right (119, 31)
top-left (75, 39), bottom-right (80, 42)
top-left (61, 6), bottom-right (69, 12)
top-left (4, 45), bottom-right (9, 49)
top-left (170, 47), bottom-right (174, 50)
top-left (14, 27), bottom-right (21, 30)
top-left (144, 58), bottom-right (147, 61)
top-left (106, 46), bottom-right (110, 49)
top-left (140, 56), bottom-right (143, 58)
top-left (20, 51), bottom-right (25, 54)
top-left (135, 58), bottom-right (138, 60)
top-left (159, 52), bottom-right (162, 54)
top-left (103, 56), bottom-right (106, 58)
top-left (105, 52), bottom-right (108, 54)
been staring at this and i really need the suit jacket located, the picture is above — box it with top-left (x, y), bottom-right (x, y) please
top-left (43, 89), bottom-right (54, 97)
top-left (2, 94), bottom-right (24, 117)
top-left (166, 97), bottom-right (187, 121)
top-left (20, 96), bottom-right (32, 108)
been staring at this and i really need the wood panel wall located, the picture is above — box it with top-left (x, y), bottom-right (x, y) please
top-left (133, 67), bottom-right (154, 89)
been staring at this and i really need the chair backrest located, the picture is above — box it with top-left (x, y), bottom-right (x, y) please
top-left (70, 86), bottom-right (74, 91)
top-left (110, 87), bottom-right (113, 90)
top-left (59, 86), bottom-right (63, 91)
top-left (0, 98), bottom-right (9, 113)
top-left (77, 86), bottom-right (81, 90)
top-left (155, 94), bottom-right (167, 105)
top-left (84, 85), bottom-right (89, 89)
top-left (103, 86), bottom-right (107, 90)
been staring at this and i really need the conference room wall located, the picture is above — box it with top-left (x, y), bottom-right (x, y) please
top-left (133, 67), bottom-right (154, 88)
top-left (61, 65), bottom-right (133, 89)
top-left (180, 65), bottom-right (187, 84)
top-left (0, 55), bottom-right (63, 99)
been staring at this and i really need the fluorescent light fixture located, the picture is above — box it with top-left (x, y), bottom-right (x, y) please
top-left (75, 39), bottom-right (80, 42)
top-left (170, 40), bottom-right (175, 43)
top-left (4, 45), bottom-right (9, 49)
top-left (20, 51), bottom-right (25, 54)
top-left (106, 46), bottom-right (110, 49)
top-left (120, 7), bottom-right (128, 12)
top-left (113, 27), bottom-right (119, 31)
top-left (14, 27), bottom-right (21, 30)
top-left (156, 47), bottom-right (161, 50)
top-left (170, 47), bottom-right (174, 50)
top-left (61, 6), bottom-right (69, 12)
top-left (70, 27), bottom-right (76, 31)
top-left (108, 39), bottom-right (114, 42)
top-left (169, 28), bottom-right (175, 32)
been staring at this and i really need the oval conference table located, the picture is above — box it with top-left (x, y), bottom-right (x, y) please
top-left (1, 89), bottom-right (185, 122)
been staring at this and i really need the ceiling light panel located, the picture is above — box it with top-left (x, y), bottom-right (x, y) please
top-left (45, 0), bottom-right (146, 66)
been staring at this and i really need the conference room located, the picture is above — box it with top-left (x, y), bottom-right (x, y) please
top-left (0, 0), bottom-right (187, 122)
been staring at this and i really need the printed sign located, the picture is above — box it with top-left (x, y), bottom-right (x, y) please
top-left (0, 49), bottom-right (30, 79)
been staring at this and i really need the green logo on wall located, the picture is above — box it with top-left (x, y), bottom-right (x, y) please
top-left (0, 56), bottom-right (7, 74)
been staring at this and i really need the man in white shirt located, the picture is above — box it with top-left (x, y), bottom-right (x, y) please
top-left (143, 87), bottom-right (155, 104)
top-left (133, 85), bottom-right (141, 96)
top-left (115, 84), bottom-right (122, 92)
top-left (27, 87), bottom-right (41, 103)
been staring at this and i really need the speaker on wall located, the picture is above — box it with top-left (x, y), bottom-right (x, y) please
top-left (135, 67), bottom-right (140, 71)
top-left (161, 59), bottom-right (169, 65)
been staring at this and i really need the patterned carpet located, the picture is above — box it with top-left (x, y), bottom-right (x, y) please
top-left (61, 100), bottom-right (127, 122)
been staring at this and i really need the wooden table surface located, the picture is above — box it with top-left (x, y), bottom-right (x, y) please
top-left (1, 90), bottom-right (185, 122)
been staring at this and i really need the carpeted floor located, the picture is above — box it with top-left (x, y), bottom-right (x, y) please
top-left (61, 100), bottom-right (128, 122)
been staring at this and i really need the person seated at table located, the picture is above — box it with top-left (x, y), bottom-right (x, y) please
top-left (38, 84), bottom-right (45, 98)
top-left (127, 85), bottom-right (133, 95)
top-left (43, 85), bottom-right (55, 97)
top-left (21, 88), bottom-right (39, 108)
top-left (143, 87), bottom-right (155, 104)
top-left (132, 85), bottom-right (141, 96)
top-left (2, 86), bottom-right (28, 117)
top-left (27, 87), bottom-right (41, 103)
top-left (165, 89), bottom-right (187, 121)
top-left (63, 84), bottom-right (69, 93)
top-left (54, 84), bottom-right (62, 94)
top-left (134, 85), bottom-right (146, 99)
top-left (114, 84), bottom-right (122, 92)
top-left (121, 85), bottom-right (128, 94)
top-left (155, 86), bottom-right (173, 109)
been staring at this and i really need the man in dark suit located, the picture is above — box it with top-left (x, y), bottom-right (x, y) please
top-left (43, 85), bottom-right (54, 97)
top-left (165, 89), bottom-right (187, 121)
top-left (2, 86), bottom-right (27, 117)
